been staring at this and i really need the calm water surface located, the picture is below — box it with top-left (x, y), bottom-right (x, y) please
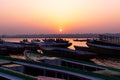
top-left (3, 38), bottom-right (120, 69)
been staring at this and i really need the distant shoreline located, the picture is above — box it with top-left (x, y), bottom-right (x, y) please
top-left (0, 33), bottom-right (120, 38)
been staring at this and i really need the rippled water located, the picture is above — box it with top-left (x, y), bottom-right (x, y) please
top-left (4, 38), bottom-right (120, 69)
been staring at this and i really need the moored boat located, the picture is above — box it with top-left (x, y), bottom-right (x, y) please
top-left (74, 45), bottom-right (92, 52)
top-left (0, 41), bottom-right (24, 54)
top-left (43, 38), bottom-right (69, 43)
top-left (0, 38), bottom-right (40, 54)
top-left (20, 39), bottom-right (40, 51)
top-left (86, 34), bottom-right (120, 55)
top-left (0, 59), bottom-right (37, 80)
top-left (1, 56), bottom-right (119, 80)
top-left (20, 38), bottom-right (30, 44)
top-left (24, 50), bottom-right (105, 71)
top-left (73, 39), bottom-right (87, 42)
top-left (31, 38), bottom-right (72, 48)
top-left (0, 45), bottom-right (8, 55)
top-left (40, 46), bottom-right (96, 60)
top-left (24, 50), bottom-right (120, 79)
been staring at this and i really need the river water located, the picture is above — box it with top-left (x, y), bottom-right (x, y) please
top-left (3, 38), bottom-right (120, 69)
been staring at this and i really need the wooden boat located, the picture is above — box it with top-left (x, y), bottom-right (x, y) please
top-left (0, 58), bottom-right (37, 80)
top-left (0, 45), bottom-right (8, 55)
top-left (0, 67), bottom-right (37, 80)
top-left (40, 46), bottom-right (96, 60)
top-left (20, 38), bottom-right (30, 44)
top-left (31, 39), bottom-right (41, 43)
top-left (74, 46), bottom-right (92, 52)
top-left (73, 39), bottom-right (87, 42)
top-left (0, 39), bottom-right (40, 54)
top-left (20, 39), bottom-right (40, 51)
top-left (0, 41), bottom-right (24, 54)
top-left (0, 56), bottom-right (98, 80)
top-left (86, 35), bottom-right (120, 55)
top-left (43, 38), bottom-right (69, 43)
top-left (31, 38), bottom-right (72, 48)
top-left (24, 50), bottom-right (120, 80)
top-left (24, 50), bottom-right (105, 71)
top-left (55, 38), bottom-right (69, 43)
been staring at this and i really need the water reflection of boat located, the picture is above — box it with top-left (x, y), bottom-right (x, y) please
top-left (40, 46), bottom-right (96, 60)
top-left (86, 35), bottom-right (120, 55)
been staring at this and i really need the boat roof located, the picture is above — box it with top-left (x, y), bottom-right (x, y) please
top-left (0, 59), bottom-right (11, 65)
top-left (0, 56), bottom-right (120, 80)
top-left (25, 51), bottom-right (120, 74)
top-left (25, 51), bottom-right (103, 70)
top-left (0, 67), bottom-right (37, 80)
top-left (0, 72), bottom-right (23, 80)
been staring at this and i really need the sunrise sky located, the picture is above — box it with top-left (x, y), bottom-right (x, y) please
top-left (0, 0), bottom-right (120, 34)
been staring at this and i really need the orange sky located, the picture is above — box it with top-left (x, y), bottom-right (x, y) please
top-left (0, 0), bottom-right (120, 34)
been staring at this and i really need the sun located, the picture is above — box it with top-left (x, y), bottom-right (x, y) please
top-left (59, 29), bottom-right (62, 32)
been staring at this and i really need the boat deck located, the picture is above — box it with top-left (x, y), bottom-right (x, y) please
top-left (0, 56), bottom-right (120, 80)
top-left (0, 72), bottom-right (23, 80)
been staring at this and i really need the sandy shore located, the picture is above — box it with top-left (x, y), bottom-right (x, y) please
top-left (91, 57), bottom-right (120, 69)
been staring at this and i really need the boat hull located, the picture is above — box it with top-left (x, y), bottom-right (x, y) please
top-left (40, 47), bottom-right (96, 60)
top-left (74, 46), bottom-right (92, 52)
top-left (87, 42), bottom-right (120, 55)
top-left (50, 43), bottom-right (72, 48)
top-left (0, 47), bottom-right (9, 56)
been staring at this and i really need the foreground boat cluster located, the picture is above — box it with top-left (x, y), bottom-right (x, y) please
top-left (0, 38), bottom-right (72, 55)
top-left (0, 35), bottom-right (120, 80)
